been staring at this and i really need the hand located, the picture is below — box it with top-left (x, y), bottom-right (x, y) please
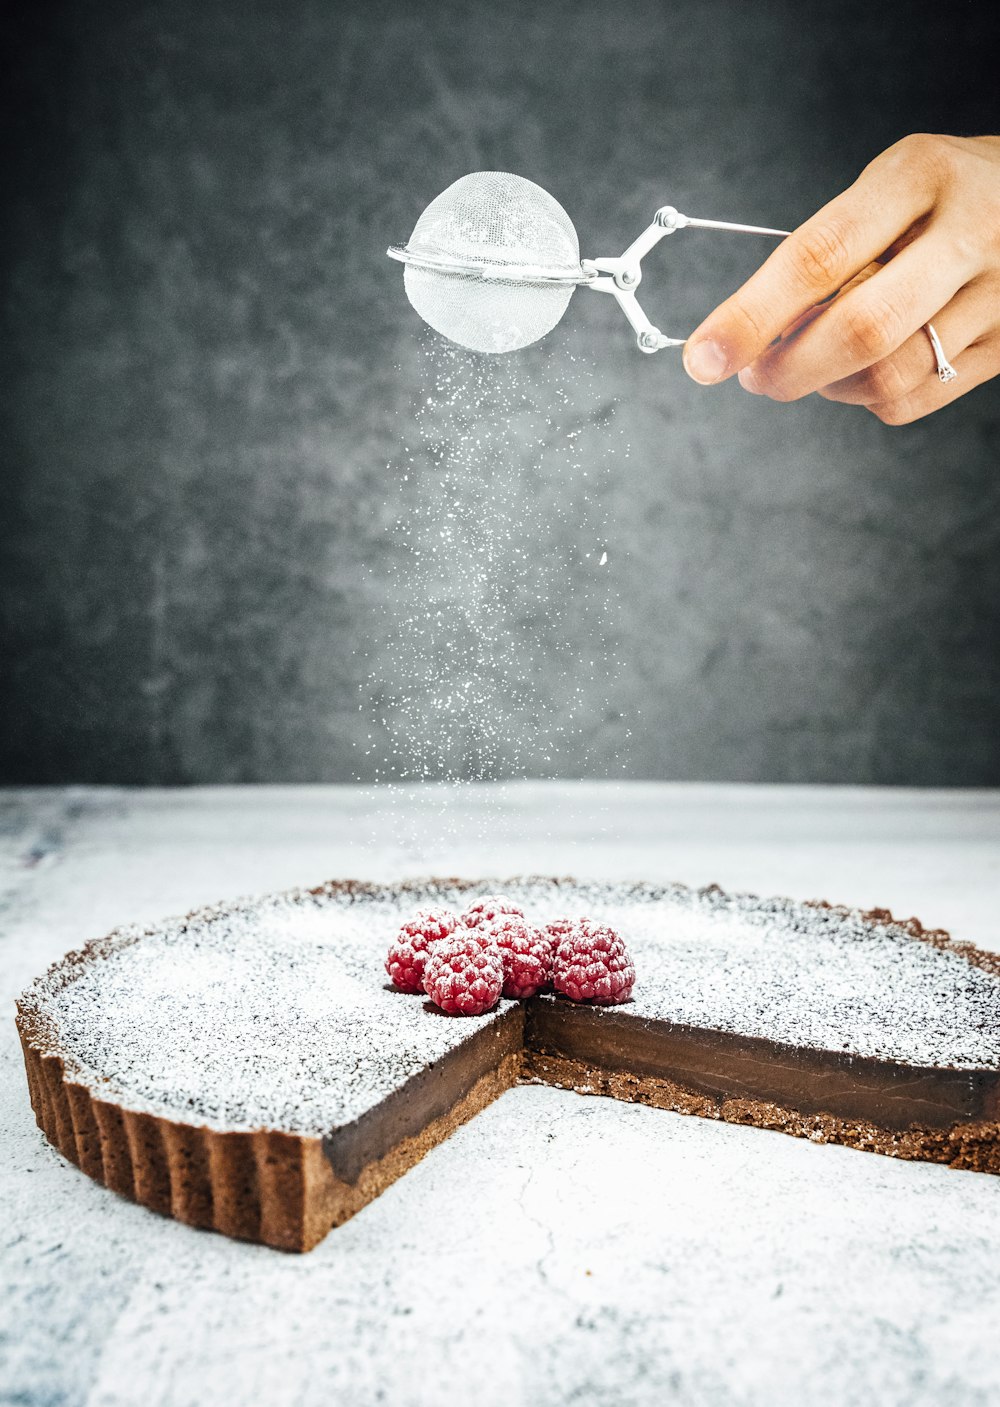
top-left (682, 134), bottom-right (1000, 424)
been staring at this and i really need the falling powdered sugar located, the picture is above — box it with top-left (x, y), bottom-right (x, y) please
top-left (359, 335), bottom-right (630, 851)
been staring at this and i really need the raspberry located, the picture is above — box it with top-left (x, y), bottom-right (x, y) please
top-left (462, 894), bottom-right (524, 928)
top-left (422, 932), bottom-right (504, 1016)
top-left (552, 920), bottom-right (635, 1005)
top-left (484, 915), bottom-right (553, 999)
top-left (385, 907), bottom-right (458, 994)
top-left (456, 924), bottom-right (496, 950)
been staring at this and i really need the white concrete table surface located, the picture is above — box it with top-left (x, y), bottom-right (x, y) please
top-left (2, 782), bottom-right (1000, 1407)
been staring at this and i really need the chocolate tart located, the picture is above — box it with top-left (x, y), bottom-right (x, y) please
top-left (16, 878), bottom-right (1000, 1251)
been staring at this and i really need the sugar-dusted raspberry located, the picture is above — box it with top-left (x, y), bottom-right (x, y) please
top-left (422, 932), bottom-right (504, 1016)
top-left (385, 907), bottom-right (458, 994)
top-left (545, 917), bottom-right (578, 943)
top-left (462, 894), bottom-right (524, 928)
top-left (552, 920), bottom-right (635, 1005)
top-left (484, 915), bottom-right (554, 999)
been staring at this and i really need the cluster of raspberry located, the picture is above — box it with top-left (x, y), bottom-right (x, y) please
top-left (385, 894), bottom-right (635, 1017)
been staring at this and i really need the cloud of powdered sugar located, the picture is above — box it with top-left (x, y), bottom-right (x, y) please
top-left (359, 333), bottom-right (632, 852)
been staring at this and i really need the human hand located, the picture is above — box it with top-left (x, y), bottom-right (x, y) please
top-left (683, 134), bottom-right (1000, 424)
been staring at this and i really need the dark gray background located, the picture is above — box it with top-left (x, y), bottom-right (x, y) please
top-left (3, 0), bottom-right (999, 786)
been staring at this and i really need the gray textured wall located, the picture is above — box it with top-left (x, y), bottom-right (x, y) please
top-left (3, 0), bottom-right (999, 785)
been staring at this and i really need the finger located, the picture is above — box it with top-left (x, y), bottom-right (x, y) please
top-left (683, 137), bottom-right (944, 384)
top-left (866, 333), bottom-right (1000, 425)
top-left (777, 259), bottom-right (885, 340)
top-left (736, 234), bottom-right (973, 402)
top-left (819, 281), bottom-right (990, 405)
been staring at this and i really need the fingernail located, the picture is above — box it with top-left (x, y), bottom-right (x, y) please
top-left (683, 339), bottom-right (728, 385)
top-left (738, 366), bottom-right (762, 394)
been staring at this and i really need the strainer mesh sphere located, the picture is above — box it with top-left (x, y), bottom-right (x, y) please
top-left (402, 172), bottom-right (581, 353)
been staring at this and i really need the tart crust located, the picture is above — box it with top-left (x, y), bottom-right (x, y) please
top-left (19, 1016), bottom-right (525, 1252)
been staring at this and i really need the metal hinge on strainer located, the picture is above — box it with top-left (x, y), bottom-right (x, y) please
top-left (388, 172), bottom-right (790, 356)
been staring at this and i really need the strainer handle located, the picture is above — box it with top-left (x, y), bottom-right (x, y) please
top-left (583, 208), bottom-right (791, 353)
top-left (660, 210), bottom-right (791, 240)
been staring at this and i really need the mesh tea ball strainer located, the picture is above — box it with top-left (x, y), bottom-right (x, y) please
top-left (388, 171), bottom-right (790, 355)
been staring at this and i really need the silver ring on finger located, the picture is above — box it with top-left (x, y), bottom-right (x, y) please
top-left (924, 323), bottom-right (958, 383)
